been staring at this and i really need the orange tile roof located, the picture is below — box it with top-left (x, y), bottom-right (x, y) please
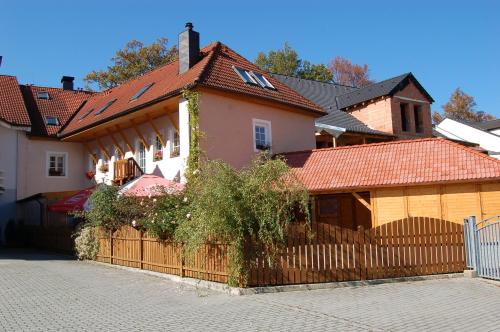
top-left (20, 85), bottom-right (93, 136)
top-left (61, 42), bottom-right (324, 137)
top-left (283, 138), bottom-right (500, 192)
top-left (0, 75), bottom-right (30, 127)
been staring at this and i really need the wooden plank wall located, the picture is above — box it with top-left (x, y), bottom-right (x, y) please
top-left (95, 226), bottom-right (229, 283)
top-left (372, 182), bottom-right (500, 226)
top-left (247, 217), bottom-right (465, 286)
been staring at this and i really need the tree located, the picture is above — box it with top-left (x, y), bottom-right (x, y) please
top-left (84, 37), bottom-right (177, 90)
top-left (434, 88), bottom-right (496, 123)
top-left (329, 56), bottom-right (373, 87)
top-left (298, 61), bottom-right (333, 82)
top-left (254, 42), bottom-right (301, 77)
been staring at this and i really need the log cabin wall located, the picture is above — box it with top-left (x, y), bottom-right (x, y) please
top-left (371, 182), bottom-right (500, 226)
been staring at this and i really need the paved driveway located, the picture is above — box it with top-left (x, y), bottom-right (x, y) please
top-left (1, 249), bottom-right (499, 331)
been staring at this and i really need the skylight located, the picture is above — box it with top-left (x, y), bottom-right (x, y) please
top-left (95, 99), bottom-right (117, 116)
top-left (130, 82), bottom-right (155, 102)
top-left (79, 108), bottom-right (94, 121)
top-left (233, 66), bottom-right (258, 85)
top-left (37, 91), bottom-right (50, 100)
top-left (251, 72), bottom-right (276, 90)
top-left (46, 116), bottom-right (60, 126)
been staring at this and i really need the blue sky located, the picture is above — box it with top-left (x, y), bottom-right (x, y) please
top-left (1, 0), bottom-right (499, 116)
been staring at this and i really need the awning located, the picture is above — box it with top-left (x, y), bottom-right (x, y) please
top-left (119, 174), bottom-right (184, 197)
top-left (48, 187), bottom-right (94, 213)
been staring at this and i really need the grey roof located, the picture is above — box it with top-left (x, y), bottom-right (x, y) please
top-left (271, 74), bottom-right (356, 111)
top-left (272, 73), bottom-right (393, 137)
top-left (473, 119), bottom-right (500, 131)
top-left (335, 73), bottom-right (434, 110)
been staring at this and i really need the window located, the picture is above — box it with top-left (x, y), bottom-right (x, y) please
top-left (153, 135), bottom-right (163, 161)
top-left (233, 66), bottom-right (258, 85)
top-left (137, 142), bottom-right (146, 172)
top-left (250, 72), bottom-right (276, 89)
top-left (253, 119), bottom-right (272, 151)
top-left (171, 130), bottom-right (180, 158)
top-left (37, 91), bottom-right (50, 100)
top-left (400, 103), bottom-right (409, 132)
top-left (95, 99), bottom-right (117, 116)
top-left (414, 105), bottom-right (424, 133)
top-left (130, 82), bottom-right (155, 101)
top-left (79, 109), bottom-right (94, 121)
top-left (47, 152), bottom-right (67, 177)
top-left (45, 116), bottom-right (60, 126)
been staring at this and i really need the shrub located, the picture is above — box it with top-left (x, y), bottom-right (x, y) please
top-left (175, 154), bottom-right (310, 286)
top-left (74, 226), bottom-right (99, 260)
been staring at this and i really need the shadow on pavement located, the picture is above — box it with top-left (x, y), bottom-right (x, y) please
top-left (0, 248), bottom-right (75, 261)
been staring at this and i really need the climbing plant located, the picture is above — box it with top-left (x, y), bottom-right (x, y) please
top-left (182, 89), bottom-right (202, 180)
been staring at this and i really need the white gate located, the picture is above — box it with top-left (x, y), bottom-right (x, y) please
top-left (464, 215), bottom-right (500, 280)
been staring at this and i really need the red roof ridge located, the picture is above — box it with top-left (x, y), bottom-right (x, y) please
top-left (281, 137), bottom-right (442, 156)
top-left (190, 41), bottom-right (221, 84)
top-left (23, 84), bottom-right (95, 95)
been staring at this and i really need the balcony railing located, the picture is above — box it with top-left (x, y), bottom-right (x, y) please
top-left (113, 158), bottom-right (143, 185)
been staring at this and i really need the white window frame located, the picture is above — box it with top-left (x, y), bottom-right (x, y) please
top-left (153, 133), bottom-right (164, 162)
top-left (252, 119), bottom-right (272, 152)
top-left (136, 140), bottom-right (146, 172)
top-left (170, 129), bottom-right (180, 158)
top-left (46, 151), bottom-right (68, 178)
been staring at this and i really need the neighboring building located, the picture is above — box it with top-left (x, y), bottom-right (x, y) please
top-left (273, 72), bottom-right (434, 148)
top-left (59, 24), bottom-right (324, 185)
top-left (283, 138), bottom-right (500, 229)
top-left (435, 118), bottom-right (500, 159)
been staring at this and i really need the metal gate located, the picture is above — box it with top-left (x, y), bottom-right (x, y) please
top-left (464, 216), bottom-right (500, 280)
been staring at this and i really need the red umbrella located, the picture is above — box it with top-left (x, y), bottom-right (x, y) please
top-left (49, 187), bottom-right (94, 213)
top-left (119, 174), bottom-right (184, 197)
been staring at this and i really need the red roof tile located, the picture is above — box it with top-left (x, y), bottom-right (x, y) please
top-left (61, 42), bottom-right (324, 137)
top-left (20, 85), bottom-right (93, 136)
top-left (0, 75), bottom-right (30, 127)
top-left (283, 138), bottom-right (500, 192)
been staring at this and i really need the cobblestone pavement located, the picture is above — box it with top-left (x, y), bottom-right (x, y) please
top-left (1, 249), bottom-right (500, 331)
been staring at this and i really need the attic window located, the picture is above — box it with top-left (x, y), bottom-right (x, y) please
top-left (95, 99), bottom-right (117, 116)
top-left (130, 82), bottom-right (155, 102)
top-left (46, 116), bottom-right (60, 126)
top-left (233, 66), bottom-right (258, 85)
top-left (37, 91), bottom-right (50, 100)
top-left (250, 72), bottom-right (276, 90)
top-left (79, 109), bottom-right (94, 121)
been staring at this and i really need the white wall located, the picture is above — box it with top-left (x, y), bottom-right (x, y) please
top-left (0, 125), bottom-right (21, 244)
top-left (89, 113), bottom-right (186, 184)
top-left (436, 119), bottom-right (500, 158)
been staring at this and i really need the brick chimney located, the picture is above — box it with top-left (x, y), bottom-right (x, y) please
top-left (178, 22), bottom-right (200, 75)
top-left (61, 76), bottom-right (74, 90)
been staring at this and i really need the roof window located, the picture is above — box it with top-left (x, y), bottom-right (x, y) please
top-left (130, 82), bottom-right (155, 102)
top-left (95, 99), bottom-right (117, 116)
top-left (250, 72), bottom-right (276, 90)
top-left (233, 66), bottom-right (258, 85)
top-left (46, 116), bottom-right (60, 126)
top-left (37, 91), bottom-right (50, 100)
top-left (79, 108), bottom-right (94, 121)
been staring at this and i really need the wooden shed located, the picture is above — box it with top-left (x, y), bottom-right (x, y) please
top-left (284, 138), bottom-right (500, 228)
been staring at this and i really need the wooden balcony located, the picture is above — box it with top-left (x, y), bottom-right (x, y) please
top-left (113, 158), bottom-right (143, 186)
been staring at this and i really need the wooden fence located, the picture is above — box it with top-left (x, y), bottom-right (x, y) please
top-left (247, 217), bottom-right (465, 286)
top-left (95, 226), bottom-right (229, 283)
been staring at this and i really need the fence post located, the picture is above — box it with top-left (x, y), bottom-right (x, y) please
top-left (464, 216), bottom-right (479, 278)
top-left (139, 231), bottom-right (143, 270)
top-left (109, 230), bottom-right (113, 264)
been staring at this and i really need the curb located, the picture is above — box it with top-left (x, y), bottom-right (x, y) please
top-left (85, 260), bottom-right (464, 296)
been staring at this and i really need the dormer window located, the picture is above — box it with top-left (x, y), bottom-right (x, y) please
top-left (79, 109), bottom-right (94, 121)
top-left (233, 66), bottom-right (258, 85)
top-left (250, 72), bottom-right (276, 90)
top-left (130, 82), bottom-right (154, 102)
top-left (37, 91), bottom-right (50, 100)
top-left (95, 99), bottom-right (117, 116)
top-left (46, 116), bottom-right (60, 126)
top-left (233, 66), bottom-right (276, 90)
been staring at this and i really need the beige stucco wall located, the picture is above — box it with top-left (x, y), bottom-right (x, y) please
top-left (198, 91), bottom-right (317, 169)
top-left (17, 135), bottom-right (91, 200)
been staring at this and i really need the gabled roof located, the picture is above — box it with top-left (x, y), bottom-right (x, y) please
top-left (335, 73), bottom-right (434, 110)
top-left (61, 42), bottom-right (324, 137)
top-left (20, 85), bottom-right (92, 136)
top-left (272, 74), bottom-right (391, 137)
top-left (0, 75), bottom-right (30, 127)
top-left (283, 138), bottom-right (500, 192)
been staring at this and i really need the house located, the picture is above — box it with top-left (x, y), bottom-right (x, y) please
top-left (273, 72), bottom-right (434, 148)
top-left (59, 23), bottom-right (324, 185)
top-left (283, 138), bottom-right (500, 229)
top-left (435, 118), bottom-right (500, 159)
